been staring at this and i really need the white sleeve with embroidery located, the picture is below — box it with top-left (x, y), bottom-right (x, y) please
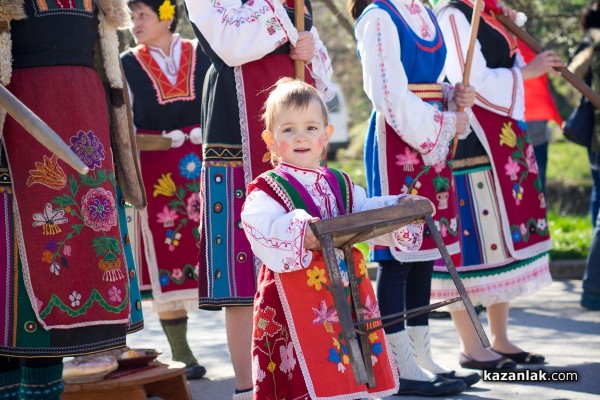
top-left (437, 7), bottom-right (525, 120)
top-left (241, 189), bottom-right (313, 273)
top-left (355, 9), bottom-right (457, 166)
top-left (185, 0), bottom-right (297, 67)
top-left (351, 181), bottom-right (424, 252)
top-left (309, 26), bottom-right (335, 101)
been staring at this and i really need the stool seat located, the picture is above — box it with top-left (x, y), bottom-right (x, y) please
top-left (63, 360), bottom-right (191, 400)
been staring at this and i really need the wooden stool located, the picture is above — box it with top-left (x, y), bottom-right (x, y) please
top-left (63, 360), bottom-right (191, 400)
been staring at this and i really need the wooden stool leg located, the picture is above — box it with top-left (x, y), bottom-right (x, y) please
top-left (144, 374), bottom-right (191, 400)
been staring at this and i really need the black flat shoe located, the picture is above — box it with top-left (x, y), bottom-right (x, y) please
top-left (397, 375), bottom-right (466, 396)
top-left (459, 352), bottom-right (516, 371)
top-left (438, 370), bottom-right (481, 387)
top-left (185, 363), bottom-right (207, 380)
top-left (491, 349), bottom-right (545, 364)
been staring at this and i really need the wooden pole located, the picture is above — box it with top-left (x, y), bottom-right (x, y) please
top-left (0, 84), bottom-right (89, 175)
top-left (294, 0), bottom-right (305, 81)
top-left (451, 0), bottom-right (483, 158)
top-left (495, 12), bottom-right (600, 110)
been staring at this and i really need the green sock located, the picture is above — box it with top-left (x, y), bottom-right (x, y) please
top-left (0, 368), bottom-right (21, 400)
top-left (160, 317), bottom-right (198, 366)
top-left (19, 364), bottom-right (63, 400)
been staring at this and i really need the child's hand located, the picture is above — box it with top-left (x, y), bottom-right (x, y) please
top-left (396, 194), bottom-right (436, 217)
top-left (304, 217), bottom-right (321, 249)
top-left (453, 83), bottom-right (475, 109)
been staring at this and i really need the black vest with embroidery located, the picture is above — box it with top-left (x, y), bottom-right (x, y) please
top-left (121, 42), bottom-right (210, 131)
top-left (11, 0), bottom-right (99, 69)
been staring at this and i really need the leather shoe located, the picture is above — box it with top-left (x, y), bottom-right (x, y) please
top-left (491, 349), bottom-right (545, 364)
top-left (459, 352), bottom-right (516, 370)
top-left (185, 363), bottom-right (207, 380)
top-left (438, 370), bottom-right (481, 386)
top-left (397, 375), bottom-right (466, 396)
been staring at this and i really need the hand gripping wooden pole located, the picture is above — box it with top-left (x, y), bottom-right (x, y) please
top-left (0, 84), bottom-right (89, 175)
top-left (495, 12), bottom-right (600, 110)
top-left (451, 0), bottom-right (483, 158)
top-left (294, 0), bottom-right (305, 81)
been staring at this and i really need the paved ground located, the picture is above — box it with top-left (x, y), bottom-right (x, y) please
top-left (127, 279), bottom-right (600, 400)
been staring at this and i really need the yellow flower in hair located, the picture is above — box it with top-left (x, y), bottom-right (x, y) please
top-left (158, 0), bottom-right (175, 21)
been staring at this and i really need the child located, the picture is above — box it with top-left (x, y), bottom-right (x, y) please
top-left (240, 78), bottom-right (431, 399)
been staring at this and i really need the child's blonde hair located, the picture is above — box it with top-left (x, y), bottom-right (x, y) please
top-left (262, 78), bottom-right (330, 166)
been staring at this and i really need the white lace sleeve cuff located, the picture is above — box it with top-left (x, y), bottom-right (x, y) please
top-left (421, 111), bottom-right (455, 166)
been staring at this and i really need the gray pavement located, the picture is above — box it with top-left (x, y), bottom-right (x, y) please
top-left (127, 279), bottom-right (600, 399)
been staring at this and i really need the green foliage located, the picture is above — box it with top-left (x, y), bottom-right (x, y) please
top-left (548, 210), bottom-right (592, 259)
top-left (547, 138), bottom-right (592, 184)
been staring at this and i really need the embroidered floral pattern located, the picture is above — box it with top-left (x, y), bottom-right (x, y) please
top-left (157, 264), bottom-right (197, 285)
top-left (178, 153), bottom-right (201, 180)
top-left (27, 154), bottom-right (67, 190)
top-left (510, 217), bottom-right (549, 243)
top-left (156, 205), bottom-right (179, 227)
top-left (81, 187), bottom-right (118, 232)
top-left (306, 266), bottom-right (327, 290)
top-left (312, 300), bottom-right (338, 333)
top-left (69, 131), bottom-right (105, 170)
top-left (499, 124), bottom-right (541, 205)
top-left (255, 305), bottom-right (283, 340)
top-left (32, 203), bottom-right (68, 235)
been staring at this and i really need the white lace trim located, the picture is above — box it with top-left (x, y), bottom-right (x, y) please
top-left (421, 111), bottom-right (455, 166)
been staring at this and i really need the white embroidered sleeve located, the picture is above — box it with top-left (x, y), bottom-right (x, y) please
top-left (351, 183), bottom-right (424, 251)
top-left (241, 189), bottom-right (313, 273)
top-left (308, 26), bottom-right (335, 102)
top-left (355, 9), bottom-right (455, 165)
top-left (438, 7), bottom-right (525, 120)
top-left (185, 0), bottom-right (296, 66)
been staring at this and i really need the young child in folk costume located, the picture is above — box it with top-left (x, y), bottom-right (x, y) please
top-left (0, 0), bottom-right (145, 398)
top-left (121, 0), bottom-right (211, 380)
top-left (430, 0), bottom-right (563, 369)
top-left (349, 0), bottom-right (477, 395)
top-left (184, 0), bottom-right (334, 397)
top-left (241, 78), bottom-right (427, 399)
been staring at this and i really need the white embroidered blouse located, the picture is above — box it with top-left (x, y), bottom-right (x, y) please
top-left (354, 0), bottom-right (459, 166)
top-left (436, 3), bottom-right (526, 120)
top-left (241, 163), bottom-right (424, 273)
top-left (185, 0), bottom-right (334, 100)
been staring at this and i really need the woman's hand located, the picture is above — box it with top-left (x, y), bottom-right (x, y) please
top-left (520, 50), bottom-right (565, 80)
top-left (453, 83), bottom-right (476, 109)
top-left (303, 217), bottom-right (321, 249)
top-left (455, 111), bottom-right (469, 136)
top-left (290, 31), bottom-right (315, 63)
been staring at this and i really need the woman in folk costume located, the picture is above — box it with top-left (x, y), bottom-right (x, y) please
top-left (242, 78), bottom-right (424, 400)
top-left (430, 0), bottom-right (563, 369)
top-left (121, 0), bottom-right (211, 380)
top-left (0, 0), bottom-right (145, 398)
top-left (184, 0), bottom-right (334, 397)
top-left (349, 0), bottom-right (477, 395)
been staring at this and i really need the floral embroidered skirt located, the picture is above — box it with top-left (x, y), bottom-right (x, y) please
top-left (252, 249), bottom-right (398, 399)
top-left (431, 166), bottom-right (552, 310)
top-left (0, 66), bottom-right (137, 356)
top-left (135, 127), bottom-right (201, 306)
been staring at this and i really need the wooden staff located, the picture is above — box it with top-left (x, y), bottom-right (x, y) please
top-left (294, 0), bottom-right (305, 81)
top-left (495, 12), bottom-right (600, 110)
top-left (0, 84), bottom-right (89, 175)
top-left (135, 134), bottom-right (172, 151)
top-left (451, 0), bottom-right (483, 158)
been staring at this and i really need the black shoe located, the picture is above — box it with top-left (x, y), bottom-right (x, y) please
top-left (429, 311), bottom-right (451, 319)
top-left (459, 352), bottom-right (516, 370)
top-left (491, 349), bottom-right (545, 364)
top-left (438, 370), bottom-right (481, 387)
top-left (185, 363), bottom-right (206, 380)
top-left (397, 376), bottom-right (466, 396)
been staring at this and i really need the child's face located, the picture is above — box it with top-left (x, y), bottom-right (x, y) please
top-left (262, 100), bottom-right (333, 170)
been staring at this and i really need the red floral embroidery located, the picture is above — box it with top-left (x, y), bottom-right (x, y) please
top-left (254, 305), bottom-right (283, 340)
